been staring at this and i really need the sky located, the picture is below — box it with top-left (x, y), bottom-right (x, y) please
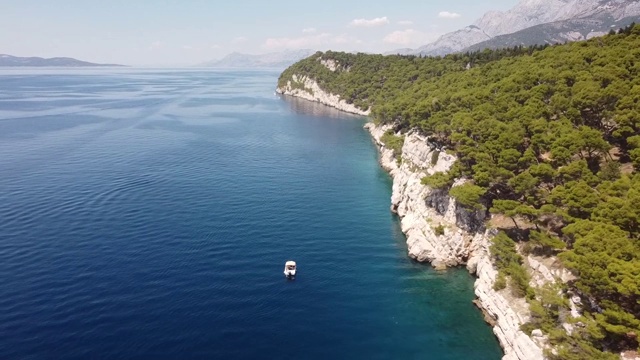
top-left (0, 0), bottom-right (520, 66)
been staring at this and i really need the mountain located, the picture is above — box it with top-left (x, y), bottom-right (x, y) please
top-left (474, 0), bottom-right (640, 37)
top-left (463, 14), bottom-right (640, 53)
top-left (0, 54), bottom-right (125, 67)
top-left (410, 26), bottom-right (492, 57)
top-left (198, 49), bottom-right (316, 69)
top-left (396, 0), bottom-right (640, 56)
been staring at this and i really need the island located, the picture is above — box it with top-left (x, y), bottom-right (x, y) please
top-left (0, 54), bottom-right (125, 67)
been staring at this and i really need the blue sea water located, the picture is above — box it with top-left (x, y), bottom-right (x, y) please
top-left (0, 68), bottom-right (502, 359)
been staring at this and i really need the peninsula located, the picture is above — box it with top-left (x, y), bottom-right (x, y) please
top-left (276, 25), bottom-right (640, 360)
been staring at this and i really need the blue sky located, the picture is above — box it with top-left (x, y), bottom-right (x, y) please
top-left (0, 0), bottom-right (519, 66)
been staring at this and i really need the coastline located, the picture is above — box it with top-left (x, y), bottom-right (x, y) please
top-left (365, 123), bottom-right (544, 360)
top-left (277, 79), bottom-right (545, 360)
top-left (276, 75), bottom-right (371, 116)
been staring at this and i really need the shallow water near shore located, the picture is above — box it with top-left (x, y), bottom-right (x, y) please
top-left (0, 68), bottom-right (502, 359)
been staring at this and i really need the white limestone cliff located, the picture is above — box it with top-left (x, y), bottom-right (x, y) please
top-left (366, 123), bottom-right (544, 360)
top-left (276, 74), bottom-right (370, 116)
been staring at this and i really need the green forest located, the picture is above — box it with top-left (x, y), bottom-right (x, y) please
top-left (279, 25), bottom-right (640, 358)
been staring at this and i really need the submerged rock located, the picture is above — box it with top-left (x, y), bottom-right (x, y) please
top-left (432, 260), bottom-right (448, 271)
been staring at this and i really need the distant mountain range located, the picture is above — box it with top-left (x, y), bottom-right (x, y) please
top-left (198, 49), bottom-right (316, 69)
top-left (390, 0), bottom-right (640, 56)
top-left (463, 14), bottom-right (640, 53)
top-left (0, 54), bottom-right (125, 67)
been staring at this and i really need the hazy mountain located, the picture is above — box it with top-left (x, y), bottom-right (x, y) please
top-left (385, 48), bottom-right (415, 56)
top-left (0, 54), bottom-right (125, 67)
top-left (396, 0), bottom-right (640, 56)
top-left (474, 0), bottom-right (640, 37)
top-left (411, 26), bottom-right (492, 57)
top-left (198, 49), bottom-right (316, 69)
top-left (463, 14), bottom-right (640, 53)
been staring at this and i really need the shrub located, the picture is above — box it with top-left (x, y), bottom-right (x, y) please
top-left (493, 273), bottom-right (507, 291)
top-left (490, 232), bottom-right (533, 299)
top-left (449, 183), bottom-right (486, 210)
top-left (421, 172), bottom-right (453, 189)
top-left (508, 262), bottom-right (533, 299)
top-left (380, 130), bottom-right (404, 156)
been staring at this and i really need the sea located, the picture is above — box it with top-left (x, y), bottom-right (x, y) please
top-left (0, 68), bottom-right (503, 359)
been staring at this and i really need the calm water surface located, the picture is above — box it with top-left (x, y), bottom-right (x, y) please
top-left (0, 68), bottom-right (502, 359)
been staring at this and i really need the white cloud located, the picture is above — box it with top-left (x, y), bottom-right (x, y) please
top-left (302, 27), bottom-right (317, 33)
top-left (349, 16), bottom-right (389, 28)
top-left (438, 11), bottom-right (461, 19)
top-left (383, 29), bottom-right (439, 46)
top-left (182, 45), bottom-right (193, 50)
top-left (262, 33), bottom-right (360, 50)
top-left (398, 20), bottom-right (413, 26)
top-left (231, 36), bottom-right (248, 44)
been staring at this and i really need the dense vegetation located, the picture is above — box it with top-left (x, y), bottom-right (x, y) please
top-left (279, 24), bottom-right (640, 357)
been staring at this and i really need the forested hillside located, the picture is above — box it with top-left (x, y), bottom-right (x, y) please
top-left (279, 25), bottom-right (640, 359)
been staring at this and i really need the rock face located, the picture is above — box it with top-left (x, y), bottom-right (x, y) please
top-left (276, 74), bottom-right (370, 116)
top-left (277, 77), bottom-right (544, 360)
top-left (367, 125), bottom-right (474, 265)
top-left (367, 123), bottom-right (544, 360)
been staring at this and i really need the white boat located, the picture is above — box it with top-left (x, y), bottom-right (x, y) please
top-left (284, 261), bottom-right (297, 277)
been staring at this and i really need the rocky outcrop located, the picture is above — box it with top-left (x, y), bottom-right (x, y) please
top-left (367, 124), bottom-right (474, 265)
top-left (276, 74), bottom-right (370, 116)
top-left (320, 59), bottom-right (351, 72)
top-left (366, 123), bottom-right (544, 360)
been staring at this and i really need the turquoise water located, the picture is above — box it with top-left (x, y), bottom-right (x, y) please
top-left (0, 68), bottom-right (502, 359)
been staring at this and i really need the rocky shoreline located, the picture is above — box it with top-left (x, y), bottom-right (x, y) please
top-left (366, 123), bottom-right (543, 360)
top-left (277, 79), bottom-right (544, 360)
top-left (276, 75), bottom-right (371, 116)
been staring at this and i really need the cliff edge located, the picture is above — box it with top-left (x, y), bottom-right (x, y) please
top-left (367, 123), bottom-right (544, 360)
top-left (277, 77), bottom-right (546, 360)
top-left (276, 74), bottom-right (371, 116)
